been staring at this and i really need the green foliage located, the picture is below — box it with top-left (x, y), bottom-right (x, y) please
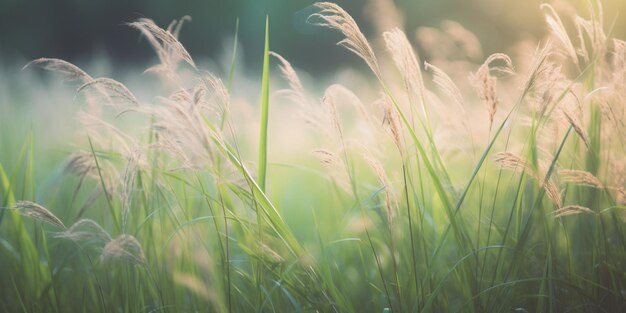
top-left (1, 2), bottom-right (626, 313)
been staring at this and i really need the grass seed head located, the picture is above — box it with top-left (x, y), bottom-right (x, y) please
top-left (559, 169), bottom-right (603, 188)
top-left (10, 201), bottom-right (66, 229)
top-left (56, 219), bottom-right (112, 243)
top-left (23, 58), bottom-right (94, 84)
top-left (102, 234), bottom-right (146, 265)
top-left (554, 205), bottom-right (595, 218)
top-left (310, 2), bottom-right (382, 80)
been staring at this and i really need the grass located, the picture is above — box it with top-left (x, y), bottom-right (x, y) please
top-left (1, 1), bottom-right (626, 312)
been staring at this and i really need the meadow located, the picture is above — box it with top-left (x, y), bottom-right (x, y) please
top-left (1, 1), bottom-right (625, 312)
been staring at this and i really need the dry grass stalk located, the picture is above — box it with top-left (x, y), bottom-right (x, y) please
top-left (470, 53), bottom-right (514, 132)
top-left (382, 28), bottom-right (425, 101)
top-left (559, 169), bottom-right (603, 188)
top-left (79, 111), bottom-right (135, 157)
top-left (493, 152), bottom-right (532, 175)
top-left (425, 62), bottom-right (465, 111)
top-left (574, 14), bottom-right (607, 68)
top-left (169, 88), bottom-right (193, 104)
top-left (595, 91), bottom-right (626, 138)
top-left (23, 58), bottom-right (94, 84)
top-left (310, 2), bottom-right (382, 80)
top-left (56, 219), bottom-right (112, 243)
top-left (64, 152), bottom-right (97, 177)
top-left (612, 39), bottom-right (626, 85)
top-left (167, 15), bottom-right (192, 40)
top-left (129, 18), bottom-right (196, 70)
top-left (10, 201), bottom-right (66, 229)
top-left (312, 149), bottom-right (342, 169)
top-left (321, 87), bottom-right (345, 141)
top-left (519, 42), bottom-right (556, 105)
top-left (541, 4), bottom-right (579, 66)
top-left (78, 77), bottom-right (140, 108)
top-left (560, 107), bottom-right (590, 148)
top-left (121, 150), bottom-right (141, 231)
top-left (378, 94), bottom-right (402, 148)
top-left (363, 154), bottom-right (395, 225)
top-left (543, 179), bottom-right (563, 208)
top-left (312, 149), bottom-right (351, 193)
top-left (554, 205), bottom-right (595, 218)
top-left (102, 234), bottom-right (146, 265)
top-left (270, 52), bottom-right (308, 108)
top-left (493, 152), bottom-right (562, 208)
top-left (148, 93), bottom-right (217, 167)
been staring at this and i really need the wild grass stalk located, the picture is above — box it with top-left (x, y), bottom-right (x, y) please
top-left (2, 1), bottom-right (626, 312)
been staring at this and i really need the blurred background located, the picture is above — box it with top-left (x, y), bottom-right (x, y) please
top-left (1, 0), bottom-right (625, 76)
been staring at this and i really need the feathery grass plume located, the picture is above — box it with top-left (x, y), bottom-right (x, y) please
top-left (78, 77), bottom-right (140, 108)
top-left (560, 106), bottom-right (590, 148)
top-left (148, 93), bottom-right (216, 165)
top-left (23, 58), bottom-right (94, 84)
top-left (541, 4), bottom-right (579, 66)
top-left (518, 42), bottom-right (571, 117)
top-left (167, 15), bottom-right (192, 40)
top-left (378, 93), bottom-right (402, 148)
top-left (199, 71), bottom-right (229, 106)
top-left (79, 111), bottom-right (134, 157)
top-left (192, 83), bottom-right (207, 107)
top-left (149, 136), bottom-right (194, 171)
top-left (612, 39), bottom-right (626, 85)
top-left (56, 219), bottom-right (112, 243)
top-left (9, 201), bottom-right (66, 229)
top-left (270, 52), bottom-right (345, 141)
top-left (363, 153), bottom-right (396, 225)
top-left (270, 52), bottom-right (309, 108)
top-left (494, 152), bottom-right (563, 207)
top-left (129, 18), bottom-right (196, 70)
top-left (493, 152), bottom-right (533, 175)
top-left (168, 87), bottom-right (194, 104)
top-left (383, 28), bottom-right (425, 102)
top-left (322, 87), bottom-right (345, 141)
top-left (588, 84), bottom-right (625, 138)
top-left (554, 205), bottom-right (595, 218)
top-left (470, 53), bottom-right (514, 132)
top-left (441, 20), bottom-right (483, 61)
top-left (312, 149), bottom-right (351, 193)
top-left (425, 62), bottom-right (465, 111)
top-left (309, 2), bottom-right (382, 81)
top-left (121, 150), bottom-right (141, 231)
top-left (101, 234), bottom-right (146, 265)
top-left (574, 6), bottom-right (607, 68)
top-left (559, 169), bottom-right (603, 188)
top-left (326, 84), bottom-right (374, 126)
top-left (543, 179), bottom-right (563, 208)
top-left (199, 71), bottom-right (230, 118)
top-left (64, 152), bottom-right (97, 177)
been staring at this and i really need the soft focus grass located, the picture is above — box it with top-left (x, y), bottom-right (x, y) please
top-left (1, 2), bottom-right (626, 313)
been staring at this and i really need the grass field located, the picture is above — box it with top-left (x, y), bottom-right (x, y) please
top-left (1, 1), bottom-right (626, 312)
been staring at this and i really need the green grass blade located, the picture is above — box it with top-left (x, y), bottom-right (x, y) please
top-left (227, 18), bottom-right (239, 93)
top-left (258, 16), bottom-right (270, 192)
